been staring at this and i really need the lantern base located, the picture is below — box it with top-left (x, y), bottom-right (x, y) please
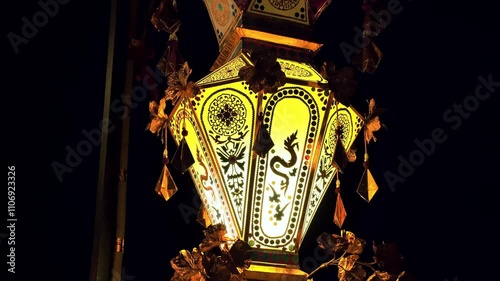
top-left (245, 263), bottom-right (310, 281)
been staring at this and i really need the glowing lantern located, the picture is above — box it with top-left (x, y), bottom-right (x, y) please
top-left (164, 0), bottom-right (366, 279)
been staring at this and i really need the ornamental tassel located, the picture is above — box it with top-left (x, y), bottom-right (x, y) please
top-left (333, 175), bottom-right (347, 228)
top-left (356, 100), bottom-right (380, 202)
top-left (356, 152), bottom-right (379, 202)
top-left (155, 134), bottom-right (178, 201)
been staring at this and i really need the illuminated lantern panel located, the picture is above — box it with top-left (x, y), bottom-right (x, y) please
top-left (243, 0), bottom-right (332, 30)
top-left (168, 98), bottom-right (240, 239)
top-left (246, 0), bottom-right (311, 25)
top-left (203, 0), bottom-right (242, 51)
top-left (168, 53), bottom-right (364, 266)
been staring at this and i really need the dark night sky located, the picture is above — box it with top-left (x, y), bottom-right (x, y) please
top-left (4, 1), bottom-right (500, 281)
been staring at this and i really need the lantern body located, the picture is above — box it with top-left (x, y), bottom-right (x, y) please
top-left (166, 2), bottom-right (364, 279)
top-left (168, 53), bottom-right (364, 267)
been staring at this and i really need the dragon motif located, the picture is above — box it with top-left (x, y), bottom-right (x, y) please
top-left (197, 148), bottom-right (215, 199)
top-left (270, 131), bottom-right (299, 194)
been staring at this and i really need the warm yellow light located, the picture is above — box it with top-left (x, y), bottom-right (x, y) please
top-left (211, 27), bottom-right (324, 71)
top-left (245, 263), bottom-right (310, 281)
top-left (236, 28), bottom-right (323, 53)
top-left (169, 53), bottom-right (363, 261)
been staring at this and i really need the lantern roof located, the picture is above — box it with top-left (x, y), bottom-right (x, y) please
top-left (197, 52), bottom-right (328, 88)
top-left (202, 0), bottom-right (332, 69)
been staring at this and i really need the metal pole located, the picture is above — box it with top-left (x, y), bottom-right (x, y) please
top-left (110, 57), bottom-right (134, 281)
top-left (111, 0), bottom-right (141, 275)
top-left (89, 0), bottom-right (118, 280)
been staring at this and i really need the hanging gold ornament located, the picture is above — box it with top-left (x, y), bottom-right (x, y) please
top-left (155, 164), bottom-right (178, 201)
top-left (151, 0), bottom-right (183, 77)
top-left (364, 98), bottom-right (385, 144)
top-left (352, 41), bottom-right (383, 74)
top-left (252, 92), bottom-right (274, 158)
top-left (157, 23), bottom-right (184, 77)
top-left (146, 97), bottom-right (169, 136)
top-left (332, 132), bottom-right (348, 174)
top-left (358, 99), bottom-right (381, 202)
top-left (154, 129), bottom-right (179, 201)
top-left (353, 0), bottom-right (384, 74)
top-left (164, 62), bottom-right (200, 106)
top-left (356, 166), bottom-right (379, 202)
top-left (171, 128), bottom-right (196, 174)
top-left (197, 203), bottom-right (212, 228)
top-left (150, 0), bottom-right (180, 34)
top-left (333, 179), bottom-right (347, 228)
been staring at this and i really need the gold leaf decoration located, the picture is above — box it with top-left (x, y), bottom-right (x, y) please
top-left (364, 99), bottom-right (385, 144)
top-left (165, 62), bottom-right (200, 105)
top-left (147, 98), bottom-right (169, 135)
top-left (238, 47), bottom-right (286, 94)
top-left (170, 248), bottom-right (208, 281)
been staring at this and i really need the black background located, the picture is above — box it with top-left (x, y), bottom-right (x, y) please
top-left (3, 0), bottom-right (500, 281)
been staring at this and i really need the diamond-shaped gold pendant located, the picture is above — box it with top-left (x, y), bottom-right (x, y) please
top-left (197, 203), bottom-right (212, 228)
top-left (155, 165), bottom-right (178, 201)
top-left (334, 193), bottom-right (347, 228)
top-left (171, 137), bottom-right (195, 174)
top-left (356, 168), bottom-right (379, 202)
